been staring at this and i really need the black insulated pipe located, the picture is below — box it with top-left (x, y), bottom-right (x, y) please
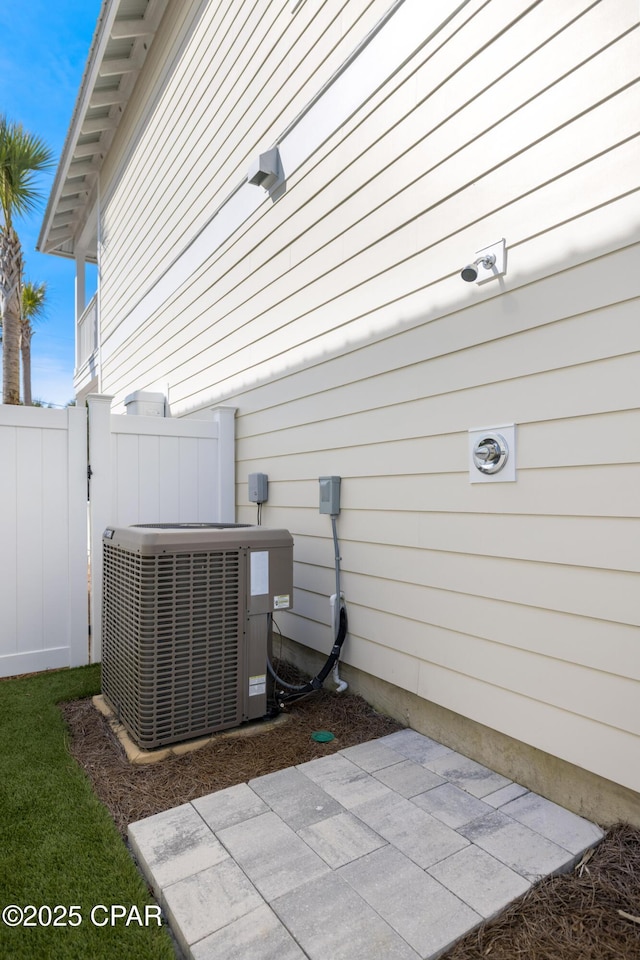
top-left (269, 605), bottom-right (348, 705)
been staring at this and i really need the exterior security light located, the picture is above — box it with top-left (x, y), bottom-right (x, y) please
top-left (247, 147), bottom-right (282, 189)
top-left (461, 255), bottom-right (496, 282)
top-left (460, 239), bottom-right (507, 284)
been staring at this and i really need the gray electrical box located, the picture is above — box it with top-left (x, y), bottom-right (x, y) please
top-left (319, 476), bottom-right (341, 515)
top-left (248, 473), bottom-right (269, 503)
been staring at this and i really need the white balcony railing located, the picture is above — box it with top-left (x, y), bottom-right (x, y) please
top-left (76, 294), bottom-right (98, 370)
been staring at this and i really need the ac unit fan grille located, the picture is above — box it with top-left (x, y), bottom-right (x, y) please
top-left (102, 544), bottom-right (243, 748)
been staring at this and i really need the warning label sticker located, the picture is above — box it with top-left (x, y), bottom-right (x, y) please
top-left (249, 675), bottom-right (266, 697)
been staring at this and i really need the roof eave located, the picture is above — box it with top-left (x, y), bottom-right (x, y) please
top-left (38, 0), bottom-right (170, 260)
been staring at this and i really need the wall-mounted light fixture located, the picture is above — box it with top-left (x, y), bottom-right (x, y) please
top-left (461, 238), bottom-right (506, 284)
top-left (247, 147), bottom-right (282, 190)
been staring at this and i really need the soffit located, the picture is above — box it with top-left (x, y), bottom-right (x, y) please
top-left (38, 0), bottom-right (170, 261)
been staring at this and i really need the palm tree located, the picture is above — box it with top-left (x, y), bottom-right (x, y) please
top-left (20, 280), bottom-right (47, 406)
top-left (0, 115), bottom-right (53, 404)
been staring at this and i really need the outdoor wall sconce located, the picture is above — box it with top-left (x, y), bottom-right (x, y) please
top-left (247, 147), bottom-right (282, 190)
top-left (461, 239), bottom-right (507, 284)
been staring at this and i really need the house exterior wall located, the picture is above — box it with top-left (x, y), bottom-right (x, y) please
top-left (96, 0), bottom-right (640, 798)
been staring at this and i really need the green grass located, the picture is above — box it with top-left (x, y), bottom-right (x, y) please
top-left (0, 666), bottom-right (176, 960)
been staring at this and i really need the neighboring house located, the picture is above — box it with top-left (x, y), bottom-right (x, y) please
top-left (39, 0), bottom-right (640, 825)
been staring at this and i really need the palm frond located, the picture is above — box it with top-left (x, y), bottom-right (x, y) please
top-left (0, 114), bottom-right (54, 228)
top-left (21, 279), bottom-right (48, 325)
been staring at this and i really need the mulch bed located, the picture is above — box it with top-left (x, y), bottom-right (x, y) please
top-left (61, 668), bottom-right (640, 960)
top-left (445, 823), bottom-right (640, 960)
top-left (60, 670), bottom-right (402, 837)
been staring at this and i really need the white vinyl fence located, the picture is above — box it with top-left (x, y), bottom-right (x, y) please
top-left (87, 395), bottom-right (236, 662)
top-left (0, 396), bottom-right (236, 678)
top-left (0, 405), bottom-right (88, 676)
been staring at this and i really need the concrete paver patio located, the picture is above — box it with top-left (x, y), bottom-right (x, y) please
top-left (128, 729), bottom-right (604, 960)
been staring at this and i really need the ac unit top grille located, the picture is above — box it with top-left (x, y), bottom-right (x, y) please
top-left (103, 523), bottom-right (293, 556)
top-left (131, 522), bottom-right (252, 529)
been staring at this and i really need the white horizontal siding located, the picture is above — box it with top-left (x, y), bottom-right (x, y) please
top-left (97, 0), bottom-right (640, 792)
top-left (203, 246), bottom-right (640, 429)
top-left (230, 350), bottom-right (640, 464)
top-left (100, 0), bottom-right (392, 336)
top-left (231, 296), bottom-right (640, 440)
top-left (414, 665), bottom-right (640, 793)
top-left (100, 77), bottom-right (639, 399)
top-left (287, 572), bottom-right (640, 683)
top-left (263, 523), bottom-right (638, 625)
top-left (99, 0), bottom-right (637, 352)
top-left (238, 461), bottom-right (640, 518)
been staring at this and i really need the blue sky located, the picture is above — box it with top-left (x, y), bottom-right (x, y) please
top-left (0, 1), bottom-right (102, 405)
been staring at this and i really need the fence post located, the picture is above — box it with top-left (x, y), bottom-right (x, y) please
top-left (210, 406), bottom-right (237, 522)
top-left (67, 405), bottom-right (90, 667)
top-left (87, 394), bottom-right (114, 663)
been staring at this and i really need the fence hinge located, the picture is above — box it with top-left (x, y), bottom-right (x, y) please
top-left (87, 464), bottom-right (93, 500)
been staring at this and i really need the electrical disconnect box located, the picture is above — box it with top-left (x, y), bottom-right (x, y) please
top-left (319, 476), bottom-right (341, 515)
top-left (248, 472), bottom-right (269, 503)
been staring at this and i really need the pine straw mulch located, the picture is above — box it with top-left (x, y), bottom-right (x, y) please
top-left (60, 673), bottom-right (640, 960)
top-left (444, 822), bottom-right (640, 960)
top-left (60, 673), bottom-right (402, 837)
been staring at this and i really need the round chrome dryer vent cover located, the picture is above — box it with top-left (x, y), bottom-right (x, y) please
top-left (472, 434), bottom-right (509, 474)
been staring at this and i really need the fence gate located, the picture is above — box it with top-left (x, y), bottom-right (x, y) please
top-left (87, 395), bottom-right (236, 662)
top-left (0, 405), bottom-right (88, 677)
top-left (0, 396), bottom-right (236, 678)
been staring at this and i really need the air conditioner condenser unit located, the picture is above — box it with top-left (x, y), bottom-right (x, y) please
top-left (101, 523), bottom-right (293, 749)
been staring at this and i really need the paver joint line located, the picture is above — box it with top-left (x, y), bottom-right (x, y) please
top-left (128, 732), bottom-right (604, 960)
